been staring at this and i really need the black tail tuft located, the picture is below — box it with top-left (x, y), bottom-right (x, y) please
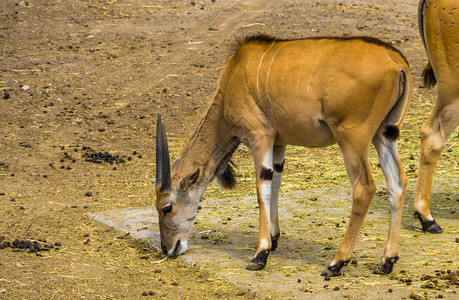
top-left (383, 125), bottom-right (400, 141)
top-left (421, 62), bottom-right (437, 88)
top-left (218, 163), bottom-right (237, 189)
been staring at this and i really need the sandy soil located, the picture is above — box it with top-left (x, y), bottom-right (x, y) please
top-left (0, 0), bottom-right (457, 299)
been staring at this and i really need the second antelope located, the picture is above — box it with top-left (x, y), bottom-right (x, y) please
top-left (155, 35), bottom-right (412, 276)
top-left (414, 0), bottom-right (459, 234)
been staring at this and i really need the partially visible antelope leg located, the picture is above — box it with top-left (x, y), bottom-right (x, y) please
top-left (372, 130), bottom-right (407, 274)
top-left (414, 96), bottom-right (459, 233)
top-left (322, 137), bottom-right (376, 277)
top-left (270, 145), bottom-right (286, 251)
top-left (246, 135), bottom-right (277, 270)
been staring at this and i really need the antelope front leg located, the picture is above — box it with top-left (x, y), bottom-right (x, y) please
top-left (246, 143), bottom-right (276, 270)
top-left (270, 145), bottom-right (286, 252)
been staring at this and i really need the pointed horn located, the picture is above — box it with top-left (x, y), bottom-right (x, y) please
top-left (156, 114), bottom-right (171, 192)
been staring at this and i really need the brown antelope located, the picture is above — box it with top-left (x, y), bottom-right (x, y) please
top-left (155, 34), bottom-right (412, 276)
top-left (415, 0), bottom-right (459, 234)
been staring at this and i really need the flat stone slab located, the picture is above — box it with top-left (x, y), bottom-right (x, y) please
top-left (90, 187), bottom-right (458, 299)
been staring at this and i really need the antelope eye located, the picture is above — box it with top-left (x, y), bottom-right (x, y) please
top-left (162, 204), bottom-right (172, 214)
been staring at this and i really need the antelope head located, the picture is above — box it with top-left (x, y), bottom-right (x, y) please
top-left (155, 114), bottom-right (200, 257)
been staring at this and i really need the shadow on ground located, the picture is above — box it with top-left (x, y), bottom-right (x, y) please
top-left (92, 185), bottom-right (458, 299)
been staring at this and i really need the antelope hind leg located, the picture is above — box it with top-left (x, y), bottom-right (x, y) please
top-left (372, 132), bottom-right (407, 274)
top-left (413, 98), bottom-right (459, 233)
top-left (321, 143), bottom-right (376, 277)
top-left (413, 117), bottom-right (444, 233)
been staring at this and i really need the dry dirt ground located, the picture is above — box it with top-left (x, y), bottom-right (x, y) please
top-left (0, 0), bottom-right (457, 299)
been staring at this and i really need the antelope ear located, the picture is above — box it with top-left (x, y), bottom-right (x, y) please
top-left (155, 114), bottom-right (171, 192)
top-left (179, 168), bottom-right (200, 191)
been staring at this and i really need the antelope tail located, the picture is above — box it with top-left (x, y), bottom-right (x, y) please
top-left (421, 61), bottom-right (437, 88)
top-left (418, 0), bottom-right (437, 88)
top-left (383, 68), bottom-right (411, 141)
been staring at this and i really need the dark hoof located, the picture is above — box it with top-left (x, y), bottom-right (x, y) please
top-left (414, 212), bottom-right (443, 234)
top-left (320, 268), bottom-right (340, 278)
top-left (271, 234), bottom-right (279, 252)
top-left (246, 250), bottom-right (269, 271)
top-left (320, 260), bottom-right (348, 277)
top-left (373, 256), bottom-right (399, 275)
top-left (423, 221), bottom-right (443, 234)
top-left (246, 261), bottom-right (266, 270)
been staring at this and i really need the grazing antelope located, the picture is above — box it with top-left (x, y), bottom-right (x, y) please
top-left (415, 0), bottom-right (459, 234)
top-left (155, 34), bottom-right (412, 276)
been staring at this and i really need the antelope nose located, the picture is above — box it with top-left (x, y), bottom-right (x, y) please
top-left (171, 240), bottom-right (181, 257)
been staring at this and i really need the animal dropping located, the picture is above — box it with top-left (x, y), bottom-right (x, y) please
top-left (155, 34), bottom-right (412, 276)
